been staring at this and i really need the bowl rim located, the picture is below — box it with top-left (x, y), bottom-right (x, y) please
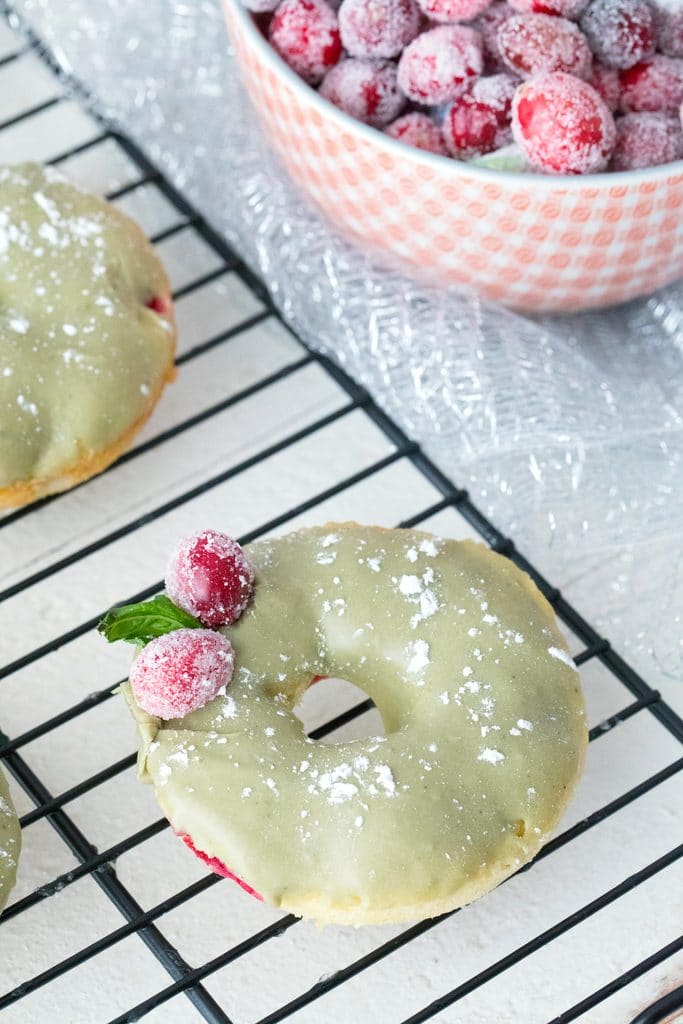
top-left (224, 0), bottom-right (683, 191)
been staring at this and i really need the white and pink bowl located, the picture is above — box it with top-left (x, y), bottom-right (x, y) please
top-left (223, 0), bottom-right (683, 312)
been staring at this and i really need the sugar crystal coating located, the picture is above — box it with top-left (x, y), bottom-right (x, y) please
top-left (619, 55), bottom-right (683, 113)
top-left (498, 13), bottom-right (592, 79)
top-left (512, 71), bottom-right (616, 173)
top-left (611, 111), bottom-right (683, 168)
top-left (416, 0), bottom-right (492, 24)
top-left (130, 629), bottom-right (235, 720)
top-left (397, 25), bottom-right (484, 105)
top-left (591, 61), bottom-right (621, 110)
top-left (269, 0), bottom-right (342, 84)
top-left (580, 0), bottom-right (656, 70)
top-left (443, 73), bottom-right (517, 157)
top-left (386, 112), bottom-right (449, 154)
top-left (338, 0), bottom-right (420, 58)
top-left (508, 0), bottom-right (589, 17)
top-left (320, 58), bottom-right (406, 125)
top-left (166, 529), bottom-right (255, 628)
top-left (475, 1), bottom-right (515, 71)
top-left (649, 0), bottom-right (683, 58)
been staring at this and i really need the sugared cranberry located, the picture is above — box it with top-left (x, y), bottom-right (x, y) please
top-left (130, 629), bottom-right (234, 720)
top-left (507, 0), bottom-right (588, 17)
top-left (650, 0), bottom-right (683, 58)
top-left (591, 61), bottom-right (620, 110)
top-left (269, 0), bottom-right (342, 84)
top-left (166, 529), bottom-right (255, 628)
top-left (415, 0), bottom-right (492, 23)
top-left (475, 2), bottom-right (514, 72)
top-left (397, 25), bottom-right (484, 105)
top-left (620, 56), bottom-right (683, 114)
top-left (498, 13), bottom-right (592, 79)
top-left (443, 73), bottom-right (517, 157)
top-left (320, 58), bottom-right (406, 125)
top-left (580, 0), bottom-right (655, 70)
top-left (512, 71), bottom-right (616, 173)
top-left (611, 112), bottom-right (683, 169)
top-left (338, 0), bottom-right (420, 59)
top-left (386, 111), bottom-right (449, 153)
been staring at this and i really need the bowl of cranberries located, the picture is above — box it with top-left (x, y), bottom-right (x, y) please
top-left (223, 0), bottom-right (683, 310)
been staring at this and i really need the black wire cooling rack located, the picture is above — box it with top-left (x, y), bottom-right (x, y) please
top-left (0, 6), bottom-right (682, 1023)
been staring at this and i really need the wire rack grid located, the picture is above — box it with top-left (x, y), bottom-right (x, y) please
top-left (0, 7), bottom-right (682, 1024)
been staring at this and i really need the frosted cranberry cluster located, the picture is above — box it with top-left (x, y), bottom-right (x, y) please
top-left (129, 531), bottom-right (255, 720)
top-left (248, 0), bottom-right (683, 173)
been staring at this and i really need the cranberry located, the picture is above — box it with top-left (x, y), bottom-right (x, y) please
top-left (620, 56), bottom-right (683, 114)
top-left (611, 112), bottom-right (683, 169)
top-left (475, 1), bottom-right (515, 72)
top-left (130, 629), bottom-right (234, 720)
top-left (180, 835), bottom-right (264, 899)
top-left (416, 0), bottom-right (492, 23)
top-left (338, 0), bottom-right (420, 59)
top-left (397, 24), bottom-right (484, 105)
top-left (580, 0), bottom-right (655, 70)
top-left (320, 58), bottom-right (406, 126)
top-left (269, 0), bottom-right (342, 84)
top-left (591, 61), bottom-right (620, 110)
top-left (146, 295), bottom-right (169, 315)
top-left (166, 529), bottom-right (255, 628)
top-left (443, 73), bottom-right (517, 157)
top-left (386, 111), bottom-right (449, 153)
top-left (498, 13), bottom-right (592, 79)
top-left (507, 0), bottom-right (588, 17)
top-left (650, 0), bottom-right (683, 59)
top-left (512, 71), bottom-right (616, 173)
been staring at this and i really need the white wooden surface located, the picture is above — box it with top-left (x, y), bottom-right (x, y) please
top-left (0, 18), bottom-right (681, 1024)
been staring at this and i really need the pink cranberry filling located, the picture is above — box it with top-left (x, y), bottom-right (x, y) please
top-left (180, 833), bottom-right (264, 900)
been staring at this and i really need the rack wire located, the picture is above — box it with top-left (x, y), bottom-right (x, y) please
top-left (0, 6), bottom-right (682, 1023)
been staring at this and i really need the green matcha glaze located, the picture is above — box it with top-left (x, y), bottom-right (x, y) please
top-left (0, 766), bottom-right (20, 914)
top-left (127, 524), bottom-right (587, 925)
top-left (0, 163), bottom-right (174, 491)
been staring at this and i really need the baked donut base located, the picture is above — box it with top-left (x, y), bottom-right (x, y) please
top-left (173, 759), bottom-right (584, 927)
top-left (0, 362), bottom-right (176, 510)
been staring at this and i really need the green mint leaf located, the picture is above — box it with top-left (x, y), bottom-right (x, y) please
top-left (97, 594), bottom-right (202, 645)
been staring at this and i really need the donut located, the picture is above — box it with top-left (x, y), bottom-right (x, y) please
top-left (0, 766), bottom-right (20, 914)
top-left (122, 523), bottom-right (587, 926)
top-left (0, 163), bottom-right (176, 509)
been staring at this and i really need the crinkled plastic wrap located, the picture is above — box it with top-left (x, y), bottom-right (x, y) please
top-left (14, 0), bottom-right (683, 687)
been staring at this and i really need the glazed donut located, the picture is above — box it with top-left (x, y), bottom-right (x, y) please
top-left (125, 523), bottom-right (587, 926)
top-left (0, 163), bottom-right (176, 509)
top-left (0, 766), bottom-right (20, 914)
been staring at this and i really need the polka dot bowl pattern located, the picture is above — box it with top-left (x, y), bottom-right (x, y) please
top-left (223, 0), bottom-right (683, 312)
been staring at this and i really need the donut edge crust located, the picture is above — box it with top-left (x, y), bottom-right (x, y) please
top-left (0, 354), bottom-right (176, 510)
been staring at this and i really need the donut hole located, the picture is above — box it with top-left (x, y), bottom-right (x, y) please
top-left (292, 676), bottom-right (386, 745)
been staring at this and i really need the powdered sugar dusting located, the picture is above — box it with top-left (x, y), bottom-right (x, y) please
top-left (478, 747), bottom-right (505, 764)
